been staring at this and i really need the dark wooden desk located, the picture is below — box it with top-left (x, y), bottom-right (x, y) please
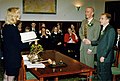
top-left (28, 50), bottom-right (95, 81)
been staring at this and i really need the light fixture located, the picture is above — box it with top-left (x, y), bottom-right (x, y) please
top-left (75, 5), bottom-right (81, 11)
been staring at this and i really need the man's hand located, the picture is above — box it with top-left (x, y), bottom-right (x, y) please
top-left (100, 56), bottom-right (105, 62)
top-left (57, 42), bottom-right (62, 45)
top-left (87, 49), bottom-right (92, 54)
top-left (83, 38), bottom-right (91, 45)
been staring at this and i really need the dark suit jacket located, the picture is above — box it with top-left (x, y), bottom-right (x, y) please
top-left (3, 24), bottom-right (29, 68)
top-left (118, 40), bottom-right (120, 49)
top-left (115, 34), bottom-right (120, 49)
top-left (91, 24), bottom-right (116, 63)
top-left (30, 27), bottom-right (39, 38)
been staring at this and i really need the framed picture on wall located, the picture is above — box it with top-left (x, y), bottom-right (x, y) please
top-left (23, 0), bottom-right (57, 14)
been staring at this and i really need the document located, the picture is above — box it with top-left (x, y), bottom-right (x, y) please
top-left (22, 55), bottom-right (29, 60)
top-left (24, 60), bottom-right (45, 68)
top-left (20, 31), bottom-right (39, 43)
top-left (22, 55), bottom-right (45, 68)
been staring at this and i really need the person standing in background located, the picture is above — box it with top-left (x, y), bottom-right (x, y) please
top-left (51, 26), bottom-right (63, 51)
top-left (38, 27), bottom-right (51, 50)
top-left (17, 21), bottom-right (23, 33)
top-left (116, 28), bottom-right (120, 49)
top-left (3, 7), bottom-right (29, 81)
top-left (70, 24), bottom-right (76, 33)
top-left (30, 22), bottom-right (39, 37)
top-left (113, 27), bottom-right (120, 67)
top-left (64, 27), bottom-right (78, 59)
top-left (79, 7), bottom-right (101, 68)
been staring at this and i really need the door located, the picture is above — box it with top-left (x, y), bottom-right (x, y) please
top-left (105, 1), bottom-right (120, 29)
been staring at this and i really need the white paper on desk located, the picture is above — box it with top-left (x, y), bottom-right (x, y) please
top-left (20, 31), bottom-right (39, 43)
top-left (27, 63), bottom-right (45, 68)
top-left (22, 55), bottom-right (29, 61)
top-left (24, 60), bottom-right (45, 68)
top-left (24, 60), bottom-right (31, 65)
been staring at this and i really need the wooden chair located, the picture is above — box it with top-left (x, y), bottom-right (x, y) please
top-left (112, 49), bottom-right (120, 81)
top-left (18, 59), bottom-right (38, 81)
top-left (79, 72), bottom-right (90, 81)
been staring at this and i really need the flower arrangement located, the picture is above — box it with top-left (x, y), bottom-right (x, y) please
top-left (100, 31), bottom-right (104, 35)
top-left (88, 23), bottom-right (93, 27)
top-left (27, 40), bottom-right (43, 63)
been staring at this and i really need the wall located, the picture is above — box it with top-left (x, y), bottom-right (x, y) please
top-left (0, 0), bottom-right (105, 21)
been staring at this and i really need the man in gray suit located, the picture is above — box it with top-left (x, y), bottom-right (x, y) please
top-left (79, 7), bottom-right (101, 68)
top-left (85, 13), bottom-right (116, 81)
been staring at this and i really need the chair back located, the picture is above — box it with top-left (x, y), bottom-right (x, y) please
top-left (114, 49), bottom-right (120, 68)
top-left (18, 59), bottom-right (26, 81)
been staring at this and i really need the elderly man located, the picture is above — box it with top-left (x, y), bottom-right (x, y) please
top-left (79, 7), bottom-right (101, 68)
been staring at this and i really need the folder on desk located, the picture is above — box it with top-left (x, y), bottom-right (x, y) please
top-left (20, 31), bottom-right (39, 43)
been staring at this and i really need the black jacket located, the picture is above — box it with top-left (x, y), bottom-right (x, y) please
top-left (118, 40), bottom-right (120, 49)
top-left (3, 24), bottom-right (29, 68)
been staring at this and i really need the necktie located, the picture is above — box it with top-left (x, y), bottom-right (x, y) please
top-left (100, 26), bottom-right (104, 35)
top-left (84, 20), bottom-right (88, 38)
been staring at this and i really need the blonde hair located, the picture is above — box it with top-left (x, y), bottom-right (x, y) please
top-left (5, 7), bottom-right (20, 24)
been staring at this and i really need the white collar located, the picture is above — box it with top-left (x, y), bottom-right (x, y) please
top-left (32, 28), bottom-right (35, 30)
top-left (102, 23), bottom-right (109, 31)
top-left (13, 24), bottom-right (16, 26)
top-left (54, 32), bottom-right (57, 34)
top-left (87, 18), bottom-right (93, 24)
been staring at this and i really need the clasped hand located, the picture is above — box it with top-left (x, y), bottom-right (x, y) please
top-left (100, 56), bottom-right (105, 62)
top-left (83, 38), bottom-right (91, 45)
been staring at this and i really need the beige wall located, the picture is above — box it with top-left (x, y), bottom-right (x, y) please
top-left (0, 0), bottom-right (105, 21)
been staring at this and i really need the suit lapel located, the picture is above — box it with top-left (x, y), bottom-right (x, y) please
top-left (90, 18), bottom-right (94, 24)
top-left (99, 24), bottom-right (111, 40)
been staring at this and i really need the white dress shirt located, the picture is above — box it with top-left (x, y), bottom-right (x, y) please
top-left (87, 18), bottom-right (93, 24)
top-left (116, 34), bottom-right (120, 47)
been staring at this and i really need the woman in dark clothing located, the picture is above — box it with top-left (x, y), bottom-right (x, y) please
top-left (38, 27), bottom-right (51, 50)
top-left (3, 7), bottom-right (29, 81)
top-left (51, 26), bottom-right (63, 52)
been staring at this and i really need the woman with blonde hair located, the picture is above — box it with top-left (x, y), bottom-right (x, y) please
top-left (3, 7), bottom-right (29, 81)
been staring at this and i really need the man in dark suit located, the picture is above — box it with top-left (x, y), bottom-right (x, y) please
top-left (30, 22), bottom-right (39, 37)
top-left (85, 13), bottom-right (116, 81)
top-left (113, 27), bottom-right (120, 67)
top-left (116, 28), bottom-right (120, 49)
top-left (118, 40), bottom-right (120, 49)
